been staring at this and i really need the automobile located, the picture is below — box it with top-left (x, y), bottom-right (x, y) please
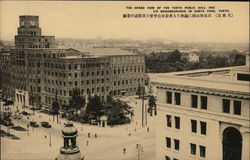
top-left (30, 121), bottom-right (39, 127)
top-left (3, 100), bottom-right (14, 106)
top-left (21, 111), bottom-right (31, 116)
top-left (40, 121), bottom-right (52, 128)
top-left (90, 120), bottom-right (99, 125)
top-left (0, 118), bottom-right (14, 127)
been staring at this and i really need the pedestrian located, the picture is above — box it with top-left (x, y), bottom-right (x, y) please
top-left (95, 133), bottom-right (97, 138)
top-left (88, 133), bottom-right (90, 138)
top-left (147, 127), bottom-right (149, 132)
top-left (86, 140), bottom-right (89, 146)
top-left (45, 135), bottom-right (47, 139)
top-left (123, 148), bottom-right (126, 154)
top-left (136, 144), bottom-right (139, 148)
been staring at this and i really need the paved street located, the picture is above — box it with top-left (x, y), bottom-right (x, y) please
top-left (1, 96), bottom-right (156, 160)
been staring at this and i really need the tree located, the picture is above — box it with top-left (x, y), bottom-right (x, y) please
top-left (52, 91), bottom-right (60, 123)
top-left (85, 95), bottom-right (104, 120)
top-left (104, 97), bottom-right (132, 125)
top-left (29, 88), bottom-right (35, 114)
top-left (136, 85), bottom-right (145, 98)
top-left (69, 88), bottom-right (86, 116)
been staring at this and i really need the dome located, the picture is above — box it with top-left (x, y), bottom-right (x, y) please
top-left (62, 122), bottom-right (78, 137)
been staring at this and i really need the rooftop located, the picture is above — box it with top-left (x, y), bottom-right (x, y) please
top-left (57, 46), bottom-right (136, 57)
top-left (149, 66), bottom-right (250, 93)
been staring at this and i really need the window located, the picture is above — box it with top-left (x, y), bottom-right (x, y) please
top-left (166, 137), bottom-right (171, 148)
top-left (175, 116), bottom-right (180, 129)
top-left (166, 91), bottom-right (172, 104)
top-left (191, 95), bottom-right (198, 108)
top-left (234, 100), bottom-right (241, 115)
top-left (200, 145), bottom-right (206, 157)
top-left (75, 81), bottom-right (77, 86)
top-left (174, 139), bottom-right (179, 151)
top-left (175, 92), bottom-right (181, 105)
top-left (165, 156), bottom-right (171, 160)
top-left (201, 96), bottom-right (207, 109)
top-left (223, 99), bottom-right (230, 113)
top-left (191, 120), bottom-right (197, 133)
top-left (166, 115), bottom-right (172, 127)
top-left (75, 73), bottom-right (77, 78)
top-left (200, 121), bottom-right (207, 135)
top-left (190, 143), bottom-right (196, 155)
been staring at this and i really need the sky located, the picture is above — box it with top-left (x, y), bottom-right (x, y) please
top-left (0, 1), bottom-right (249, 43)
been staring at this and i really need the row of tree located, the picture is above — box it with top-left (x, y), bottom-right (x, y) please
top-left (51, 88), bottom-right (133, 125)
top-left (145, 49), bottom-right (246, 73)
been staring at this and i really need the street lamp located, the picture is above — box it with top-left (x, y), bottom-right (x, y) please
top-left (49, 131), bottom-right (51, 147)
top-left (136, 144), bottom-right (144, 160)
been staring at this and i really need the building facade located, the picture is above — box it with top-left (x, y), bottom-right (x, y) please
top-left (1, 15), bottom-right (145, 108)
top-left (150, 60), bottom-right (250, 160)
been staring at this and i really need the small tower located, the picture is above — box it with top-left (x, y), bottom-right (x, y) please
top-left (55, 122), bottom-right (84, 160)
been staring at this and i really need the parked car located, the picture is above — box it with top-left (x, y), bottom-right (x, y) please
top-left (21, 111), bottom-right (31, 116)
top-left (41, 121), bottom-right (51, 128)
top-left (0, 118), bottom-right (14, 127)
top-left (30, 121), bottom-right (39, 127)
top-left (3, 100), bottom-right (14, 106)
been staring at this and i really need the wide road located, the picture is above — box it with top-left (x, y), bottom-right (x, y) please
top-left (1, 96), bottom-right (156, 160)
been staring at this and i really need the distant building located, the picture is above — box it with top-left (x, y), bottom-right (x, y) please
top-left (150, 57), bottom-right (249, 160)
top-left (181, 52), bottom-right (200, 63)
top-left (0, 15), bottom-right (145, 108)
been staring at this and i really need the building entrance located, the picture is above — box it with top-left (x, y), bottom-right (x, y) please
top-left (223, 127), bottom-right (242, 160)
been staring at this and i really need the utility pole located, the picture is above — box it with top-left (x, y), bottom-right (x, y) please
top-left (136, 144), bottom-right (143, 160)
top-left (145, 103), bottom-right (147, 126)
top-left (49, 131), bottom-right (51, 147)
top-left (141, 88), bottom-right (144, 127)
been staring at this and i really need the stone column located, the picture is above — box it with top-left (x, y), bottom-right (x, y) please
top-left (242, 131), bottom-right (250, 160)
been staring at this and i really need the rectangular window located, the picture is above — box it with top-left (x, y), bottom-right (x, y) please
top-left (174, 139), bottom-right (179, 151)
top-left (190, 143), bottom-right (196, 155)
top-left (200, 145), bottom-right (206, 157)
top-left (200, 121), bottom-right (207, 135)
top-left (175, 92), bottom-right (181, 105)
top-left (165, 156), bottom-right (171, 160)
top-left (191, 95), bottom-right (198, 108)
top-left (175, 116), bottom-right (180, 129)
top-left (234, 100), bottom-right (241, 115)
top-left (191, 120), bottom-right (197, 133)
top-left (166, 115), bottom-right (172, 127)
top-left (166, 91), bottom-right (172, 104)
top-left (166, 137), bottom-right (171, 148)
top-left (223, 99), bottom-right (230, 113)
top-left (201, 96), bottom-right (207, 109)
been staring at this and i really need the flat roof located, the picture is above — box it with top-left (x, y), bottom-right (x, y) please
top-left (149, 66), bottom-right (250, 93)
top-left (61, 47), bottom-right (137, 56)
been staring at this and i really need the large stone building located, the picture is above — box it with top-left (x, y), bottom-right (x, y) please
top-left (150, 53), bottom-right (249, 160)
top-left (0, 15), bottom-right (145, 108)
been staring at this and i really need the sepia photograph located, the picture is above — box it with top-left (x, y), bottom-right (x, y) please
top-left (0, 1), bottom-right (249, 160)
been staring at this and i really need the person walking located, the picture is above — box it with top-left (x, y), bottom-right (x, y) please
top-left (123, 148), bottom-right (126, 154)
